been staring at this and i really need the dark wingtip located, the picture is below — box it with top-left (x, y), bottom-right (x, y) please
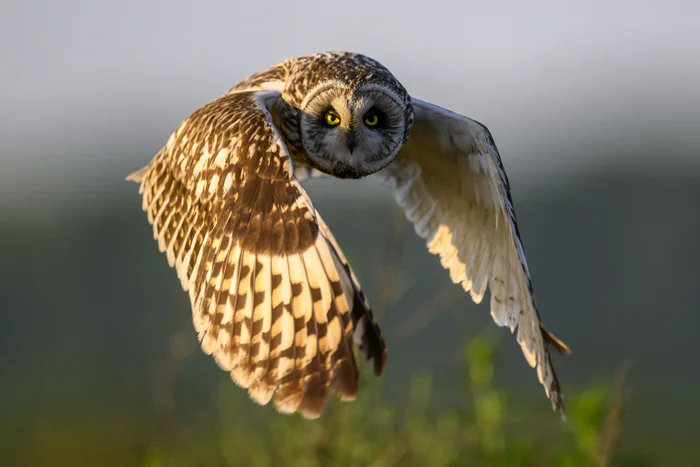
top-left (365, 314), bottom-right (387, 376)
top-left (559, 405), bottom-right (568, 422)
top-left (550, 380), bottom-right (568, 421)
top-left (374, 345), bottom-right (388, 376)
top-left (352, 301), bottom-right (388, 377)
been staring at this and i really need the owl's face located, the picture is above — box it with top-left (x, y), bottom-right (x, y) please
top-left (299, 82), bottom-right (408, 179)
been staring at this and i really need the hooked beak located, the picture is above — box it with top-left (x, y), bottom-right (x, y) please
top-left (347, 133), bottom-right (357, 154)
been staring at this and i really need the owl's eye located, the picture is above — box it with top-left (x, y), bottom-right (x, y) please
top-left (364, 113), bottom-right (379, 126)
top-left (325, 112), bottom-right (341, 127)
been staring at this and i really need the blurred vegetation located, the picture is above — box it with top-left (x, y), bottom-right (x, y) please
top-left (3, 169), bottom-right (699, 466)
top-left (133, 336), bottom-right (640, 467)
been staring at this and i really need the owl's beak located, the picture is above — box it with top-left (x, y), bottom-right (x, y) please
top-left (347, 134), bottom-right (357, 154)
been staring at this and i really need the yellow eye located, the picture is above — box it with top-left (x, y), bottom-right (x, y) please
top-left (364, 114), bottom-right (379, 126)
top-left (325, 113), bottom-right (340, 126)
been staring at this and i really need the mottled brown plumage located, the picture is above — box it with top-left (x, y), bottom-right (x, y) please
top-left (128, 84), bottom-right (386, 418)
top-left (128, 51), bottom-right (568, 420)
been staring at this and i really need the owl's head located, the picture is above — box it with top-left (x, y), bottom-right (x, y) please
top-left (298, 81), bottom-right (410, 179)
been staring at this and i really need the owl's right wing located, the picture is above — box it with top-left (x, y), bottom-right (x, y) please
top-left (127, 90), bottom-right (386, 419)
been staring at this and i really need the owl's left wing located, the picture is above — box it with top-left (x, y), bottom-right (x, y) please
top-left (377, 98), bottom-right (570, 417)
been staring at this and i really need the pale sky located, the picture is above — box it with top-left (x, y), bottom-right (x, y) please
top-left (1, 0), bottom-right (699, 203)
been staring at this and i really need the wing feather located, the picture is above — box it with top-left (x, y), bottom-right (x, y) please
top-left (265, 256), bottom-right (293, 393)
top-left (230, 250), bottom-right (257, 388)
top-left (213, 243), bottom-right (243, 371)
top-left (297, 249), bottom-right (329, 419)
top-left (275, 253), bottom-right (312, 413)
top-left (379, 97), bottom-right (570, 417)
top-left (248, 254), bottom-right (275, 404)
top-left (315, 216), bottom-right (387, 375)
top-left (315, 236), bottom-right (359, 400)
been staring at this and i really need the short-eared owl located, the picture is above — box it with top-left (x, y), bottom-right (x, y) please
top-left (127, 51), bottom-right (570, 419)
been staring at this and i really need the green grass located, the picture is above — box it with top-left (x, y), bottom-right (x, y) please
top-left (135, 336), bottom-right (643, 467)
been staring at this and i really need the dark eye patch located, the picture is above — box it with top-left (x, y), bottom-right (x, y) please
top-left (363, 107), bottom-right (387, 129)
top-left (362, 106), bottom-right (397, 130)
top-left (365, 106), bottom-right (385, 119)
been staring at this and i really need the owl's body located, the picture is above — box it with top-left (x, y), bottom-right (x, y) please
top-left (128, 51), bottom-right (570, 420)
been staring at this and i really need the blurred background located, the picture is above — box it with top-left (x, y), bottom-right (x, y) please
top-left (1, 0), bottom-right (699, 465)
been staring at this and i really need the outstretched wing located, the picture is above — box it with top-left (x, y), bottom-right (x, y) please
top-left (378, 98), bottom-right (570, 417)
top-left (127, 89), bottom-right (386, 419)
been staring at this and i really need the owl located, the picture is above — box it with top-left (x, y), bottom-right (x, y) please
top-left (127, 51), bottom-right (570, 420)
